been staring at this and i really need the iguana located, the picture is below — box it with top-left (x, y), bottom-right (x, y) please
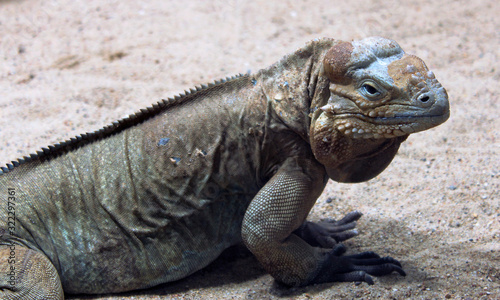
top-left (0, 37), bottom-right (449, 299)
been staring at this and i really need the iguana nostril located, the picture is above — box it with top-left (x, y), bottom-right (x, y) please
top-left (420, 95), bottom-right (430, 102)
top-left (418, 92), bottom-right (434, 104)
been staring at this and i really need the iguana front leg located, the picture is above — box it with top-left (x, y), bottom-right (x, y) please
top-left (241, 158), bottom-right (404, 286)
top-left (0, 245), bottom-right (63, 300)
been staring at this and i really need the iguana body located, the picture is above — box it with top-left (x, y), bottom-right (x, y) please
top-left (0, 37), bottom-right (449, 299)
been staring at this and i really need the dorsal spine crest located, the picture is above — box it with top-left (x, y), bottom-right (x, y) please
top-left (0, 74), bottom-right (246, 175)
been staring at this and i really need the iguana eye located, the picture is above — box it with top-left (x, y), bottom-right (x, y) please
top-left (363, 84), bottom-right (379, 95)
top-left (360, 81), bottom-right (384, 100)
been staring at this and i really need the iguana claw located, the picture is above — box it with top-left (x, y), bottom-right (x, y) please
top-left (312, 250), bottom-right (406, 285)
top-left (294, 211), bottom-right (362, 248)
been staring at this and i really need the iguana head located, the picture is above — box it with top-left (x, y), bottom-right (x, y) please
top-left (310, 37), bottom-right (449, 176)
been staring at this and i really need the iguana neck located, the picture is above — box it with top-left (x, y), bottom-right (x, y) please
top-left (253, 39), bottom-right (338, 142)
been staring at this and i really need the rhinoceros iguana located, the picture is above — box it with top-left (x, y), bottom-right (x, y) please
top-left (0, 37), bottom-right (449, 299)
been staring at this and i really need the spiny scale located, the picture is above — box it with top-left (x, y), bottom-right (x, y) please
top-left (0, 74), bottom-right (246, 175)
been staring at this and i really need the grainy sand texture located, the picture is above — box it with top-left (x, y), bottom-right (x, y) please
top-left (0, 0), bottom-right (498, 299)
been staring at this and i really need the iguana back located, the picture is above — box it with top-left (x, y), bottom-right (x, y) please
top-left (0, 74), bottom-right (279, 293)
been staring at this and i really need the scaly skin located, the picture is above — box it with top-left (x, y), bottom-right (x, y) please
top-left (0, 37), bottom-right (449, 299)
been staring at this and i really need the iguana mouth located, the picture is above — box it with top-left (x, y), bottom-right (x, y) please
top-left (332, 111), bottom-right (449, 139)
top-left (359, 112), bottom-right (450, 125)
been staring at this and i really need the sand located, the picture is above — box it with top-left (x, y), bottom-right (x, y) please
top-left (0, 0), bottom-right (498, 299)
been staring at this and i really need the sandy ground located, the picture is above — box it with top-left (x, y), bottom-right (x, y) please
top-left (0, 0), bottom-right (498, 299)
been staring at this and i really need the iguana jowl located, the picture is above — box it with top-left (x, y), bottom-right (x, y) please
top-left (0, 37), bottom-right (449, 299)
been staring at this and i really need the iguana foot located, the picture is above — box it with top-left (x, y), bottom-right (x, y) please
top-left (294, 211), bottom-right (362, 248)
top-left (312, 250), bottom-right (406, 285)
